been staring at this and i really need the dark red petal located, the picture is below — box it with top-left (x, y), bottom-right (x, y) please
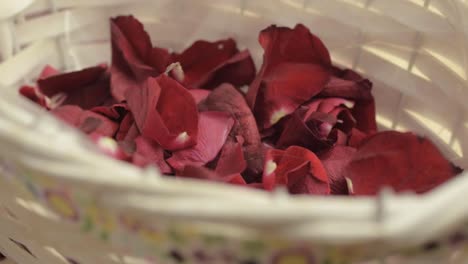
top-left (251, 62), bottom-right (330, 129)
top-left (257, 24), bottom-right (331, 69)
top-left (110, 16), bottom-right (169, 101)
top-left (345, 131), bottom-right (459, 195)
top-left (167, 111), bottom-right (234, 171)
top-left (189, 89), bottom-right (211, 104)
top-left (52, 105), bottom-right (118, 137)
top-left (276, 111), bottom-right (335, 152)
top-left (320, 146), bottom-right (356, 195)
top-left (172, 39), bottom-right (238, 88)
top-left (110, 65), bottom-right (142, 102)
top-left (38, 65), bottom-right (110, 109)
top-left (321, 69), bottom-right (376, 134)
top-left (178, 165), bottom-right (246, 185)
top-left (132, 136), bottom-right (172, 174)
top-left (111, 16), bottom-right (168, 76)
top-left (348, 128), bottom-right (369, 147)
top-left (215, 137), bottom-right (247, 176)
top-left (125, 75), bottom-right (199, 151)
top-left (19, 86), bottom-right (47, 107)
top-left (202, 50), bottom-right (256, 89)
top-left (203, 84), bottom-right (264, 174)
top-left (246, 24), bottom-right (332, 119)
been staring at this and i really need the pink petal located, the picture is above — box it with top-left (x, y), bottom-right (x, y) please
top-left (52, 105), bottom-right (118, 137)
top-left (167, 111), bottom-right (234, 171)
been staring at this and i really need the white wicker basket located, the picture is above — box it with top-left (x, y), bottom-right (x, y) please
top-left (0, 0), bottom-right (468, 263)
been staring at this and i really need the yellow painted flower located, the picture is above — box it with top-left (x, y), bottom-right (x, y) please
top-left (86, 204), bottom-right (115, 232)
top-left (44, 189), bottom-right (79, 221)
top-left (139, 226), bottom-right (165, 244)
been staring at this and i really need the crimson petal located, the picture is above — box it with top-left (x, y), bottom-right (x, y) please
top-left (251, 63), bottom-right (330, 129)
top-left (178, 165), bottom-right (246, 185)
top-left (319, 146), bottom-right (356, 195)
top-left (125, 75), bottom-right (199, 151)
top-left (203, 84), bottom-right (264, 174)
top-left (132, 136), bottom-right (172, 174)
top-left (167, 111), bottom-right (234, 171)
top-left (276, 111), bottom-right (335, 152)
top-left (38, 65), bottom-right (110, 109)
top-left (263, 146), bottom-right (329, 194)
top-left (345, 131), bottom-right (460, 195)
top-left (215, 137), bottom-right (247, 176)
top-left (321, 68), bottom-right (376, 134)
top-left (110, 16), bottom-right (170, 101)
top-left (172, 39), bottom-right (255, 89)
top-left (246, 24), bottom-right (332, 129)
top-left (19, 86), bottom-right (47, 108)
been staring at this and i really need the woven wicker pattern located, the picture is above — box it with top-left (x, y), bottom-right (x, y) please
top-left (0, 0), bottom-right (467, 263)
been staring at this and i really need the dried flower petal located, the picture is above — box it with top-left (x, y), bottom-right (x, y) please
top-left (167, 111), bottom-right (234, 171)
top-left (125, 75), bottom-right (199, 151)
top-left (345, 131), bottom-right (459, 195)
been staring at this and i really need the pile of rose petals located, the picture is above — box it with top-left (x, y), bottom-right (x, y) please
top-left (20, 16), bottom-right (462, 196)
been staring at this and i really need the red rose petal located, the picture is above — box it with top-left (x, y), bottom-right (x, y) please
top-left (189, 89), bottom-right (211, 104)
top-left (38, 65), bottom-right (110, 109)
top-left (345, 131), bottom-right (459, 195)
top-left (52, 105), bottom-right (118, 137)
top-left (125, 75), bottom-right (199, 151)
top-left (263, 146), bottom-right (329, 194)
top-left (132, 136), bottom-right (172, 174)
top-left (321, 68), bottom-right (376, 134)
top-left (320, 146), bottom-right (356, 195)
top-left (110, 16), bottom-right (170, 101)
top-left (246, 24), bottom-right (332, 129)
top-left (276, 111), bottom-right (335, 152)
top-left (178, 165), bottom-right (246, 185)
top-left (251, 62), bottom-right (330, 129)
top-left (203, 84), bottom-right (264, 174)
top-left (215, 137), bottom-right (247, 176)
top-left (287, 161), bottom-right (329, 195)
top-left (167, 111), bottom-right (234, 171)
top-left (19, 85), bottom-right (47, 108)
top-left (348, 128), bottom-right (369, 147)
top-left (202, 50), bottom-right (256, 89)
top-left (172, 39), bottom-right (255, 89)
top-left (258, 24), bottom-right (331, 69)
